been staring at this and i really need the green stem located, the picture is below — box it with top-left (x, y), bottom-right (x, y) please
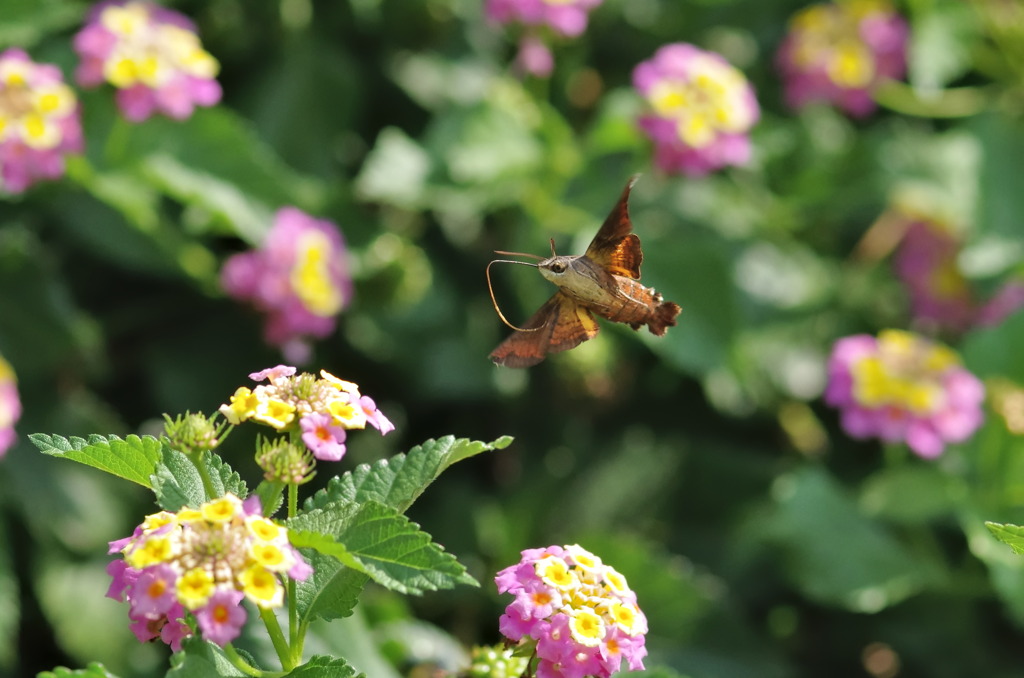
top-left (259, 606), bottom-right (295, 672)
top-left (194, 450), bottom-right (218, 500)
top-left (223, 643), bottom-right (273, 678)
top-left (287, 481), bottom-right (301, 660)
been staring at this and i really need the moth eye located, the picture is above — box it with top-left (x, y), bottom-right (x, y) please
top-left (551, 262), bottom-right (566, 274)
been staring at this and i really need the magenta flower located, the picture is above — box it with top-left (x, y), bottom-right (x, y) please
top-left (776, 0), bottom-right (908, 116)
top-left (0, 356), bottom-right (21, 457)
top-left (485, 0), bottom-right (602, 38)
top-left (195, 588), bottom-right (247, 647)
top-left (893, 216), bottom-right (976, 333)
top-left (221, 208), bottom-right (353, 363)
top-left (824, 330), bottom-right (985, 459)
top-left (109, 494), bottom-right (310, 650)
top-left (496, 544), bottom-right (647, 677)
top-left (300, 412), bottom-right (348, 462)
top-left (73, 0), bottom-right (221, 122)
top-left (633, 43), bottom-right (760, 176)
top-left (0, 49), bottom-right (82, 194)
top-left (129, 563), bottom-right (178, 618)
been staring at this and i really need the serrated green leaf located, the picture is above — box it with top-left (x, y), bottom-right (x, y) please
top-left (167, 637), bottom-right (247, 678)
top-left (285, 655), bottom-right (363, 678)
top-left (151, 447), bottom-right (247, 511)
top-left (37, 662), bottom-right (120, 678)
top-left (294, 549), bottom-right (369, 624)
top-left (30, 433), bottom-right (162, 488)
top-left (254, 479), bottom-right (286, 518)
top-left (985, 522), bottom-right (1024, 555)
top-left (304, 436), bottom-right (512, 514)
top-left (290, 500), bottom-right (477, 595)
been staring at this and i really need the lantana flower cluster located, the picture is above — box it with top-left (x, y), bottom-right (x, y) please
top-left (74, 0), bottom-right (221, 122)
top-left (221, 208), bottom-right (353, 364)
top-left (485, 0), bottom-right (603, 77)
top-left (0, 48), bottom-right (82, 193)
top-left (776, 0), bottom-right (908, 116)
top-left (106, 493), bottom-right (310, 650)
top-left (825, 330), bottom-right (985, 458)
top-left (891, 210), bottom-right (1024, 332)
top-left (633, 43), bottom-right (760, 176)
top-left (496, 544), bottom-right (648, 678)
top-left (0, 355), bottom-right (21, 457)
top-left (220, 365), bottom-right (393, 465)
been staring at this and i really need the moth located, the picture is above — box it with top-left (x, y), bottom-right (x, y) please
top-left (488, 176), bottom-right (681, 367)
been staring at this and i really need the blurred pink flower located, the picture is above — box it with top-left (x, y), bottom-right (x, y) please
top-left (0, 49), bottom-right (82, 193)
top-left (485, 0), bottom-right (602, 38)
top-left (893, 217), bottom-right (976, 333)
top-left (776, 0), bottom-right (908, 116)
top-left (515, 34), bottom-right (555, 78)
top-left (221, 208), bottom-right (353, 362)
top-left (633, 43), bottom-right (759, 176)
top-left (825, 330), bottom-right (984, 459)
top-left (889, 211), bottom-right (1024, 331)
top-left (0, 356), bottom-right (21, 457)
top-left (73, 0), bottom-right (221, 122)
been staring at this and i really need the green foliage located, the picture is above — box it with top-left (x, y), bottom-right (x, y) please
top-left (29, 433), bottom-right (162, 488)
top-left (37, 663), bottom-right (121, 678)
top-left (290, 499), bottom-right (476, 595)
top-left (284, 655), bottom-right (362, 678)
top-left (985, 522), bottom-right (1024, 555)
top-left (151, 447), bottom-right (247, 511)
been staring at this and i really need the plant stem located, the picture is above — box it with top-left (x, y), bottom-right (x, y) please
top-left (195, 450), bottom-right (218, 500)
top-left (259, 606), bottom-right (295, 672)
top-left (287, 481), bottom-right (301, 661)
top-left (223, 643), bottom-right (270, 678)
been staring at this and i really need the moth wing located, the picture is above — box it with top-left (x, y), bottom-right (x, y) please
top-left (489, 293), bottom-right (600, 368)
top-left (584, 175), bottom-right (643, 280)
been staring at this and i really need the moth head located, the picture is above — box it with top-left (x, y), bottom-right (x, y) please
top-left (538, 255), bottom-right (573, 282)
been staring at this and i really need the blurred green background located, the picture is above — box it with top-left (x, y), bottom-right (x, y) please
top-left (2, 0), bottom-right (1024, 676)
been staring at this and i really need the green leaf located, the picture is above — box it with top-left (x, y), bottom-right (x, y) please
top-left (167, 637), bottom-right (247, 678)
top-left (30, 433), bottom-right (162, 488)
top-left (908, 0), bottom-right (978, 93)
top-left (151, 447), bottom-right (247, 511)
top-left (285, 655), bottom-right (363, 678)
top-left (985, 522), bottom-right (1024, 555)
top-left (37, 662), bottom-right (121, 678)
top-left (748, 466), bottom-right (934, 612)
top-left (294, 550), bottom-right (369, 624)
top-left (304, 435), bottom-right (512, 514)
top-left (290, 499), bottom-right (477, 595)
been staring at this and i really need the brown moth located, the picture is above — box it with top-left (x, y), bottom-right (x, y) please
top-left (489, 176), bottom-right (681, 367)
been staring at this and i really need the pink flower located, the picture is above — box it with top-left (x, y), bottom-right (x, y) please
top-left (633, 43), bottom-right (759, 176)
top-left (357, 395), bottom-right (395, 435)
top-left (978, 279), bottom-right (1024, 328)
top-left (73, 1), bottom-right (221, 122)
top-left (825, 330), bottom-right (985, 458)
top-left (249, 364), bottom-right (297, 383)
top-left (0, 49), bottom-right (82, 194)
top-left (515, 34), bottom-right (555, 78)
top-left (776, 0), bottom-right (908, 116)
top-left (129, 563), bottom-right (178, 618)
top-left (300, 412), bottom-right (348, 461)
top-left (195, 588), bottom-right (247, 647)
top-left (485, 0), bottom-right (602, 38)
top-left (0, 356), bottom-right (21, 457)
top-left (893, 217), bottom-right (976, 332)
top-left (222, 208), bottom-right (353, 362)
top-left (495, 545), bottom-right (647, 678)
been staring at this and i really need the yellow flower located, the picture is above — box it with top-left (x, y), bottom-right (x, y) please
top-left (536, 556), bottom-right (578, 591)
top-left (220, 386), bottom-right (259, 424)
top-left (247, 516), bottom-right (283, 542)
top-left (176, 567), bottom-right (215, 609)
top-left (568, 609), bottom-right (606, 647)
top-left (252, 398), bottom-right (296, 430)
top-left (126, 535), bottom-right (175, 568)
top-left (327, 397), bottom-right (367, 429)
top-left (240, 565), bottom-right (284, 608)
top-left (250, 542), bottom-right (292, 572)
top-left (320, 370), bottom-right (360, 394)
top-left (202, 496), bottom-right (240, 523)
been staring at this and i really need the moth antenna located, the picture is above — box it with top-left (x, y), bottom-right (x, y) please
top-left (549, 238), bottom-right (557, 256)
top-left (486, 259), bottom-right (543, 333)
